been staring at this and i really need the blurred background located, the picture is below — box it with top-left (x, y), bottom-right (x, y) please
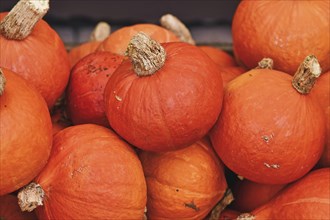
top-left (0, 0), bottom-right (240, 48)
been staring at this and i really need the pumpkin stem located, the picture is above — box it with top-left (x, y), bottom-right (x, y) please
top-left (125, 32), bottom-right (166, 77)
top-left (209, 188), bottom-right (234, 220)
top-left (237, 213), bottom-right (256, 220)
top-left (0, 68), bottom-right (6, 96)
top-left (160, 14), bottom-right (195, 45)
top-left (17, 182), bottom-right (45, 212)
top-left (292, 55), bottom-right (321, 94)
top-left (255, 58), bottom-right (273, 69)
top-left (89, 21), bottom-right (111, 42)
top-left (0, 0), bottom-right (49, 40)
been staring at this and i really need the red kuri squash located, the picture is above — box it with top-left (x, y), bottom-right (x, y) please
top-left (104, 32), bottom-right (223, 152)
top-left (0, 68), bottom-right (52, 196)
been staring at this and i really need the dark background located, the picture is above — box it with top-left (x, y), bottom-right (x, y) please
top-left (0, 0), bottom-right (240, 45)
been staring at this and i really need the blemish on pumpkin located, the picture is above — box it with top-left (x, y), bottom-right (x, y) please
top-left (184, 201), bottom-right (200, 211)
top-left (115, 95), bottom-right (122, 101)
top-left (176, 189), bottom-right (179, 192)
top-left (261, 133), bottom-right (274, 144)
top-left (264, 162), bottom-right (280, 169)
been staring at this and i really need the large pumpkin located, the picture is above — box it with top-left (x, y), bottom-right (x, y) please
top-left (139, 138), bottom-right (228, 219)
top-left (237, 168), bottom-right (330, 219)
top-left (0, 194), bottom-right (37, 220)
top-left (232, 0), bottom-right (330, 74)
top-left (66, 51), bottom-right (124, 127)
top-left (0, 68), bottom-right (52, 196)
top-left (17, 124), bottom-right (147, 219)
top-left (97, 23), bottom-right (179, 55)
top-left (210, 55), bottom-right (326, 184)
top-left (0, 0), bottom-right (70, 108)
top-left (104, 32), bottom-right (223, 152)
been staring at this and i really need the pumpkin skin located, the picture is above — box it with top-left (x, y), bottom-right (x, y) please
top-left (33, 124), bottom-right (147, 219)
top-left (0, 12), bottom-right (70, 108)
top-left (199, 46), bottom-right (236, 68)
top-left (139, 138), bottom-right (227, 220)
top-left (232, 1), bottom-right (330, 74)
top-left (210, 68), bottom-right (326, 184)
top-left (0, 68), bottom-right (52, 196)
top-left (0, 194), bottom-right (38, 220)
top-left (219, 66), bottom-right (246, 87)
top-left (66, 51), bottom-right (124, 127)
top-left (312, 71), bottom-right (330, 168)
top-left (97, 23), bottom-right (179, 55)
top-left (104, 42), bottom-right (223, 152)
top-left (68, 41), bottom-right (101, 69)
top-left (238, 168), bottom-right (330, 220)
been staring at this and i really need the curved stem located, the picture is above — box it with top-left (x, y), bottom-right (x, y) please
top-left (0, 0), bottom-right (49, 40)
top-left (292, 55), bottom-right (321, 94)
top-left (160, 14), bottom-right (195, 45)
top-left (255, 58), bottom-right (273, 69)
top-left (126, 32), bottom-right (166, 77)
top-left (0, 68), bottom-right (6, 96)
top-left (89, 21), bottom-right (111, 42)
top-left (209, 188), bottom-right (234, 220)
top-left (17, 182), bottom-right (45, 212)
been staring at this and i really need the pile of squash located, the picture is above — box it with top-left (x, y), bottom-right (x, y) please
top-left (1, 0), bottom-right (329, 219)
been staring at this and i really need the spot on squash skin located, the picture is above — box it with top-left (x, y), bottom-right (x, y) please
top-left (184, 201), bottom-right (200, 211)
top-left (261, 132), bottom-right (274, 144)
top-left (264, 162), bottom-right (280, 169)
top-left (115, 95), bottom-right (122, 101)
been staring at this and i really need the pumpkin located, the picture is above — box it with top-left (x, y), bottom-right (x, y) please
top-left (210, 55), bottom-right (326, 184)
top-left (17, 124), bottom-right (147, 219)
top-left (229, 179), bottom-right (286, 212)
top-left (237, 168), bottom-right (330, 220)
top-left (66, 51), bottom-right (124, 127)
top-left (0, 194), bottom-right (37, 220)
top-left (104, 32), bottom-right (223, 152)
top-left (0, 68), bottom-right (52, 196)
top-left (232, 0), bottom-right (330, 74)
top-left (311, 71), bottom-right (330, 168)
top-left (51, 97), bottom-right (71, 135)
top-left (0, 0), bottom-right (70, 108)
top-left (68, 21), bottom-right (111, 68)
top-left (139, 138), bottom-right (228, 219)
top-left (97, 23), bottom-right (179, 55)
top-left (199, 46), bottom-right (237, 68)
top-left (218, 66), bottom-right (246, 87)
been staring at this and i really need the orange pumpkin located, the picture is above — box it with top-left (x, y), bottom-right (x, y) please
top-left (218, 66), bottom-right (246, 87)
top-left (97, 23), bottom-right (179, 55)
top-left (104, 33), bottom-right (223, 152)
top-left (210, 55), bottom-right (326, 184)
top-left (232, 0), bottom-right (330, 74)
top-left (0, 194), bottom-right (37, 220)
top-left (237, 168), bottom-right (330, 219)
top-left (18, 124), bottom-right (147, 219)
top-left (0, 0), bottom-right (70, 108)
top-left (199, 46), bottom-right (237, 68)
top-left (0, 68), bottom-right (52, 196)
top-left (139, 138), bottom-right (228, 219)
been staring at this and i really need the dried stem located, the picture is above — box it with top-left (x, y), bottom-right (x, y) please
top-left (209, 188), bottom-right (234, 220)
top-left (0, 0), bottom-right (49, 40)
top-left (125, 32), bottom-right (166, 77)
top-left (255, 58), bottom-right (273, 69)
top-left (292, 55), bottom-right (321, 94)
top-left (0, 68), bottom-right (6, 96)
top-left (160, 14), bottom-right (195, 45)
top-left (17, 182), bottom-right (45, 212)
top-left (89, 21), bottom-right (111, 42)
top-left (237, 213), bottom-right (255, 220)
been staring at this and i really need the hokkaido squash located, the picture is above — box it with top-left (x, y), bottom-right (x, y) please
top-left (237, 168), bottom-right (330, 220)
top-left (66, 51), bottom-right (124, 127)
top-left (210, 55), bottom-right (326, 184)
top-left (104, 32), bottom-right (223, 152)
top-left (199, 46), bottom-right (237, 68)
top-left (218, 66), bottom-right (246, 87)
top-left (0, 68), bottom-right (52, 196)
top-left (17, 124), bottom-right (147, 219)
top-left (139, 138), bottom-right (228, 219)
top-left (68, 21), bottom-right (111, 68)
top-left (232, 0), bottom-right (330, 74)
top-left (97, 23), bottom-right (179, 55)
top-left (0, 0), bottom-right (70, 108)
top-left (0, 194), bottom-right (37, 220)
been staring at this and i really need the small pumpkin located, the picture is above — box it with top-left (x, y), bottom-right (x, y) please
top-left (104, 32), bottom-right (223, 151)
top-left (218, 66), bottom-right (246, 87)
top-left (0, 68), bottom-right (52, 196)
top-left (199, 46), bottom-right (237, 68)
top-left (68, 21), bottom-right (111, 68)
top-left (97, 23), bottom-right (179, 55)
top-left (0, 194), bottom-right (37, 220)
top-left (232, 0), bottom-right (330, 74)
top-left (210, 55), bottom-right (326, 184)
top-left (17, 124), bottom-right (147, 219)
top-left (139, 138), bottom-right (228, 219)
top-left (237, 168), bottom-right (330, 220)
top-left (66, 51), bottom-right (124, 127)
top-left (0, 0), bottom-right (70, 108)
